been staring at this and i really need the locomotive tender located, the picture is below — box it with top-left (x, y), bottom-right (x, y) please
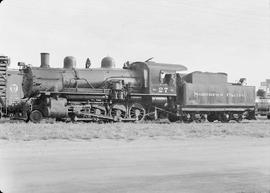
top-left (176, 72), bottom-right (255, 122)
top-left (18, 53), bottom-right (255, 123)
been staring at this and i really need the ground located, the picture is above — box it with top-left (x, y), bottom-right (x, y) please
top-left (0, 120), bottom-right (270, 193)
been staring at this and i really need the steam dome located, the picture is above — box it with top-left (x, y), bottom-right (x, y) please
top-left (101, 56), bottom-right (115, 68)
top-left (64, 56), bottom-right (76, 69)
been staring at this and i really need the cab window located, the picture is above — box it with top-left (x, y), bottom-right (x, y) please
top-left (160, 71), bottom-right (175, 86)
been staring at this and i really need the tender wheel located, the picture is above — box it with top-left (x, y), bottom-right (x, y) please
top-left (207, 114), bottom-right (215, 122)
top-left (110, 104), bottom-right (127, 122)
top-left (200, 114), bottom-right (206, 123)
top-left (232, 113), bottom-right (242, 122)
top-left (168, 113), bottom-right (178, 122)
top-left (29, 110), bottom-right (43, 123)
top-left (236, 114), bottom-right (243, 122)
top-left (194, 114), bottom-right (205, 123)
top-left (267, 114), bottom-right (270, 119)
top-left (183, 113), bottom-right (193, 123)
top-left (220, 113), bottom-right (230, 123)
top-left (129, 103), bottom-right (145, 121)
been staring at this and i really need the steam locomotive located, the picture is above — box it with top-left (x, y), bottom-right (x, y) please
top-left (0, 53), bottom-right (256, 123)
top-left (12, 53), bottom-right (255, 123)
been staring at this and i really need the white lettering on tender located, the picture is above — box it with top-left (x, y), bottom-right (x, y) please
top-left (194, 92), bottom-right (245, 98)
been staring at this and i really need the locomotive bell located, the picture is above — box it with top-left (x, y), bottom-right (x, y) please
top-left (64, 56), bottom-right (76, 69)
top-left (101, 56), bottom-right (115, 68)
top-left (40, 53), bottom-right (50, 68)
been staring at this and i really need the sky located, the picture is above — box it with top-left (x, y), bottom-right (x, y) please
top-left (0, 0), bottom-right (269, 87)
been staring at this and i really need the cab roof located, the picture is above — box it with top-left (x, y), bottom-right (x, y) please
top-left (129, 61), bottom-right (188, 72)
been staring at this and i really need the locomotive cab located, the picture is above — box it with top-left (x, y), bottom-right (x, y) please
top-left (128, 61), bottom-right (187, 95)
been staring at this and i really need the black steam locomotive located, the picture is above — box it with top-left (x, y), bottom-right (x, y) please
top-left (15, 53), bottom-right (255, 123)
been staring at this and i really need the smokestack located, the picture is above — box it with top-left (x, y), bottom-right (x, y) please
top-left (40, 53), bottom-right (50, 68)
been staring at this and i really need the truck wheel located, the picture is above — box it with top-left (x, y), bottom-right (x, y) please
top-left (200, 114), bottom-right (206, 123)
top-left (168, 114), bottom-right (178, 122)
top-left (267, 114), bottom-right (270, 119)
top-left (29, 110), bottom-right (43, 123)
top-left (220, 113), bottom-right (230, 123)
top-left (207, 114), bottom-right (215, 122)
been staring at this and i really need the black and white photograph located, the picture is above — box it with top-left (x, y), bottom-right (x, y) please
top-left (0, 0), bottom-right (270, 192)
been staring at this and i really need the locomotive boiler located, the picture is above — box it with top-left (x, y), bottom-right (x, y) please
top-left (21, 53), bottom-right (187, 122)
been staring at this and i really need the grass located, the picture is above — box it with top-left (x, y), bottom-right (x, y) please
top-left (0, 120), bottom-right (270, 141)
